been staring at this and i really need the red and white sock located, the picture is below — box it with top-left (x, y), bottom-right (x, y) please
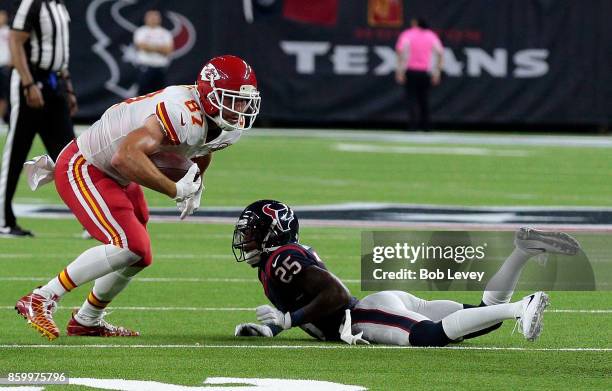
top-left (36, 245), bottom-right (140, 299)
top-left (75, 266), bottom-right (145, 326)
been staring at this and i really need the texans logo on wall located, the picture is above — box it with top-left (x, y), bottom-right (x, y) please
top-left (86, 0), bottom-right (196, 98)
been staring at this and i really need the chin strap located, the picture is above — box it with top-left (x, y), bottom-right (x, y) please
top-left (204, 112), bottom-right (238, 131)
top-left (245, 249), bottom-right (262, 265)
top-left (204, 112), bottom-right (223, 128)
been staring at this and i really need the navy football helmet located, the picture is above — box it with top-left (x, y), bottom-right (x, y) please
top-left (232, 200), bottom-right (299, 265)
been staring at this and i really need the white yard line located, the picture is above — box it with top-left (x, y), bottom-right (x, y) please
top-left (0, 306), bottom-right (610, 313)
top-left (0, 344), bottom-right (609, 352)
top-left (11, 213), bottom-right (612, 231)
top-left (56, 125), bottom-right (612, 148)
top-left (335, 144), bottom-right (530, 157)
top-left (249, 128), bottom-right (612, 149)
top-left (544, 309), bottom-right (612, 313)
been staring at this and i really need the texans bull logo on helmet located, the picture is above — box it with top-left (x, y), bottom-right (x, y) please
top-left (262, 203), bottom-right (295, 233)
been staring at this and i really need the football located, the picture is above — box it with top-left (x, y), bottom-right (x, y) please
top-left (148, 151), bottom-right (198, 182)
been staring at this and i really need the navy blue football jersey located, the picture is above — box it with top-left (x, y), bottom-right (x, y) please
top-left (258, 243), bottom-right (357, 341)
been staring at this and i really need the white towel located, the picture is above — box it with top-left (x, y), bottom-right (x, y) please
top-left (23, 155), bottom-right (56, 191)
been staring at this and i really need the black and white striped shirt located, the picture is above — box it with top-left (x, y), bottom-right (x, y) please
top-left (11, 0), bottom-right (70, 72)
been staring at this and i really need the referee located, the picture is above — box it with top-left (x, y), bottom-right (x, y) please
top-left (0, 0), bottom-right (76, 237)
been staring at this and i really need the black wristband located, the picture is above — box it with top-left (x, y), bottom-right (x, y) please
top-left (289, 308), bottom-right (305, 327)
top-left (268, 325), bottom-right (283, 336)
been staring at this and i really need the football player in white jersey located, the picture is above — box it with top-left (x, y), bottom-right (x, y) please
top-left (16, 55), bottom-right (260, 339)
top-left (233, 200), bottom-right (580, 346)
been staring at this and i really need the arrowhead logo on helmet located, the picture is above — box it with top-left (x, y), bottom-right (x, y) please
top-left (201, 63), bottom-right (221, 82)
top-left (196, 55), bottom-right (261, 131)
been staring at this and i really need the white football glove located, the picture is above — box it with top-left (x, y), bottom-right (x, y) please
top-left (234, 323), bottom-right (274, 337)
top-left (174, 164), bottom-right (201, 202)
top-left (339, 309), bottom-right (370, 345)
top-left (255, 305), bottom-right (291, 330)
top-left (178, 182), bottom-right (204, 220)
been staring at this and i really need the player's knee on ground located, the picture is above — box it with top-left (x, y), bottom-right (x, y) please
top-left (408, 320), bottom-right (453, 347)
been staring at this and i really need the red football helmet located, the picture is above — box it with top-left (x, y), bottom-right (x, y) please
top-left (196, 55), bottom-right (261, 130)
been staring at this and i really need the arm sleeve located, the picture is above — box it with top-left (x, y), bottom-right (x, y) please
top-left (155, 101), bottom-right (189, 146)
top-left (11, 0), bottom-right (41, 32)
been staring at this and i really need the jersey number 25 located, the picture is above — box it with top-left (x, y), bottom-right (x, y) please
top-left (275, 257), bottom-right (302, 283)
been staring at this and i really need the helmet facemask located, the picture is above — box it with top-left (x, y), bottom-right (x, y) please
top-left (207, 82), bottom-right (260, 131)
top-left (232, 212), bottom-right (267, 266)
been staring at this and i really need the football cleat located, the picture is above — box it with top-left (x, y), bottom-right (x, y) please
top-left (15, 291), bottom-right (60, 341)
top-left (67, 311), bottom-right (140, 337)
top-left (514, 227), bottom-right (580, 256)
top-left (0, 225), bottom-right (34, 238)
top-left (516, 291), bottom-right (549, 341)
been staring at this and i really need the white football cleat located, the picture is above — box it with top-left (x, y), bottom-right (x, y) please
top-left (514, 228), bottom-right (580, 256)
top-left (516, 291), bottom-right (549, 341)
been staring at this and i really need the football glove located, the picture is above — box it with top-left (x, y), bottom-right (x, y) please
top-left (174, 164), bottom-right (201, 202)
top-left (256, 305), bottom-right (291, 330)
top-left (339, 309), bottom-right (370, 345)
top-left (178, 182), bottom-right (204, 220)
top-left (234, 323), bottom-right (274, 337)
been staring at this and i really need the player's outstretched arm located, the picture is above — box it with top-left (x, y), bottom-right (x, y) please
top-left (111, 116), bottom-right (178, 198)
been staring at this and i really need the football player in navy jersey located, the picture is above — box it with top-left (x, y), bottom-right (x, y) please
top-left (232, 199), bottom-right (358, 341)
top-left (232, 200), bottom-right (580, 346)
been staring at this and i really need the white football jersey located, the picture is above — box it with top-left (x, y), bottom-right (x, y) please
top-left (77, 85), bottom-right (242, 185)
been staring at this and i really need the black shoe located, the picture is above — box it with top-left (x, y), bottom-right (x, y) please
top-left (0, 225), bottom-right (34, 237)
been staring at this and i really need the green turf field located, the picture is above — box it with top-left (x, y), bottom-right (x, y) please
top-left (0, 130), bottom-right (610, 390)
top-left (5, 130), bottom-right (612, 208)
